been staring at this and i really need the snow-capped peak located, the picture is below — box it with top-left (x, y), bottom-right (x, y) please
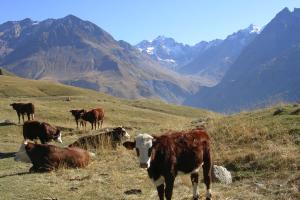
top-left (247, 24), bottom-right (262, 34)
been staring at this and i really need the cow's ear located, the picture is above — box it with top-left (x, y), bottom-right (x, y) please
top-left (24, 142), bottom-right (34, 151)
top-left (152, 135), bottom-right (158, 143)
top-left (123, 141), bottom-right (135, 150)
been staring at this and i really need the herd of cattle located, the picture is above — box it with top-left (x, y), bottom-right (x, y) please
top-left (9, 102), bottom-right (212, 200)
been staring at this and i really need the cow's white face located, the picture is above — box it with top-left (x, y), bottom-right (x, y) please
top-left (122, 128), bottom-right (130, 139)
top-left (14, 142), bottom-right (31, 163)
top-left (134, 134), bottom-right (153, 168)
top-left (55, 132), bottom-right (63, 143)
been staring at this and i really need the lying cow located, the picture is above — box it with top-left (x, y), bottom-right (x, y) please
top-left (123, 129), bottom-right (212, 200)
top-left (23, 120), bottom-right (62, 144)
top-left (69, 127), bottom-right (130, 149)
top-left (14, 141), bottom-right (93, 172)
top-left (81, 108), bottom-right (104, 130)
top-left (10, 103), bottom-right (35, 124)
top-left (70, 109), bottom-right (86, 129)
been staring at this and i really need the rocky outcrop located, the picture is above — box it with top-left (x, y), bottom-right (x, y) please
top-left (212, 165), bottom-right (232, 184)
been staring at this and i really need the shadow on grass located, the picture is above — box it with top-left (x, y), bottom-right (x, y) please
top-left (0, 171), bottom-right (30, 179)
top-left (0, 152), bottom-right (16, 159)
top-left (0, 123), bottom-right (18, 127)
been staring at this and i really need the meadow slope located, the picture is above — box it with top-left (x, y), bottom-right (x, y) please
top-left (0, 75), bottom-right (299, 200)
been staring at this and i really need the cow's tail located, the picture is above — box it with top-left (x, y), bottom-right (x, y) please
top-left (202, 140), bottom-right (212, 199)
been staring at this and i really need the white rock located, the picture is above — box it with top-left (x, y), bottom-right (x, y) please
top-left (212, 165), bottom-right (232, 184)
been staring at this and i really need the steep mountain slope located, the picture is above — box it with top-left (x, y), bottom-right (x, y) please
top-left (184, 8), bottom-right (300, 112)
top-left (179, 24), bottom-right (260, 82)
top-left (0, 15), bottom-right (197, 103)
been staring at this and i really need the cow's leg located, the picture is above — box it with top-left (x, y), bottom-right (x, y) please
top-left (21, 114), bottom-right (25, 123)
top-left (156, 184), bottom-right (165, 200)
top-left (17, 113), bottom-right (21, 124)
top-left (30, 165), bottom-right (52, 173)
top-left (91, 122), bottom-right (94, 130)
top-left (76, 120), bottom-right (79, 129)
top-left (27, 113), bottom-right (30, 121)
top-left (39, 137), bottom-right (46, 144)
top-left (101, 119), bottom-right (103, 128)
top-left (98, 120), bottom-right (100, 130)
top-left (191, 172), bottom-right (199, 200)
top-left (29, 166), bottom-right (38, 173)
top-left (203, 151), bottom-right (212, 200)
top-left (32, 113), bottom-right (35, 120)
top-left (165, 176), bottom-right (175, 200)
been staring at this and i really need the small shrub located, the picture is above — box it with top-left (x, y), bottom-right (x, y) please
top-left (289, 129), bottom-right (300, 145)
top-left (290, 108), bottom-right (300, 115)
top-left (273, 108), bottom-right (284, 116)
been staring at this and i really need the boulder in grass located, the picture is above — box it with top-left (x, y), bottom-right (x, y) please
top-left (212, 165), bottom-right (232, 184)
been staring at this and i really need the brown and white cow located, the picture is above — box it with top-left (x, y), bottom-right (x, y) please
top-left (69, 127), bottom-right (130, 149)
top-left (70, 109), bottom-right (86, 129)
top-left (81, 108), bottom-right (104, 130)
top-left (14, 141), bottom-right (93, 172)
top-left (123, 129), bottom-right (212, 200)
top-left (23, 120), bottom-right (62, 144)
top-left (10, 103), bottom-right (35, 124)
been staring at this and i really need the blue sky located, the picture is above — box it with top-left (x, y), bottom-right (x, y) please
top-left (1, 0), bottom-right (300, 45)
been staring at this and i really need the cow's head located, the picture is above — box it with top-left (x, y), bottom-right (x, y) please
top-left (112, 127), bottom-right (130, 141)
top-left (70, 109), bottom-right (85, 117)
top-left (123, 133), bottom-right (154, 169)
top-left (10, 103), bottom-right (18, 110)
top-left (54, 130), bottom-right (63, 143)
top-left (14, 140), bottom-right (32, 163)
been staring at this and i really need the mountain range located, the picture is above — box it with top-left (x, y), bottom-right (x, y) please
top-left (184, 8), bottom-right (300, 112)
top-left (0, 15), bottom-right (200, 104)
top-left (1, 8), bottom-right (300, 112)
top-left (136, 24), bottom-right (261, 83)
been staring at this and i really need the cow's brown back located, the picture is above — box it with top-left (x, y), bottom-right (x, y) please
top-left (23, 120), bottom-right (60, 144)
top-left (25, 143), bottom-right (90, 172)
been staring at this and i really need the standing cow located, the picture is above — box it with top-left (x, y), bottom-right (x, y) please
top-left (70, 109), bottom-right (86, 129)
top-left (10, 103), bottom-right (35, 124)
top-left (23, 120), bottom-right (62, 144)
top-left (123, 129), bottom-right (212, 200)
top-left (81, 108), bottom-right (104, 130)
top-left (14, 141), bottom-right (93, 172)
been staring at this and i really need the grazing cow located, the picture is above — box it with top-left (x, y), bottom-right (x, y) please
top-left (123, 129), bottom-right (212, 200)
top-left (14, 141), bottom-right (92, 172)
top-left (69, 127), bottom-right (130, 149)
top-left (70, 109), bottom-right (86, 128)
top-left (10, 103), bottom-right (35, 124)
top-left (81, 108), bottom-right (104, 130)
top-left (23, 120), bottom-right (62, 144)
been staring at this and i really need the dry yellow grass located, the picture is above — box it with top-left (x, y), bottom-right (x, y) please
top-left (0, 75), bottom-right (299, 200)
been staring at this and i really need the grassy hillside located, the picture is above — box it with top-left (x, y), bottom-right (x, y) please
top-left (0, 68), bottom-right (16, 77)
top-left (0, 75), bottom-right (299, 200)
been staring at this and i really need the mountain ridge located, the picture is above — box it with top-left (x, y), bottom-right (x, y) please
top-left (184, 7), bottom-right (300, 112)
top-left (0, 15), bottom-right (200, 104)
